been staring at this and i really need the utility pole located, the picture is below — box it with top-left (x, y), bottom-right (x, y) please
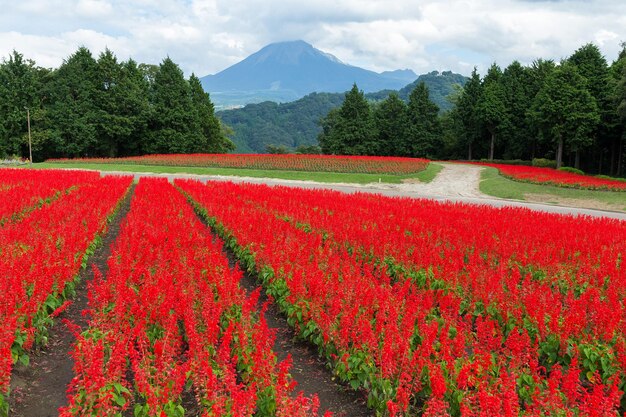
top-left (25, 107), bottom-right (32, 166)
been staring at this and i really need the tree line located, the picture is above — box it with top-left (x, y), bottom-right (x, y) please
top-left (0, 48), bottom-right (233, 161)
top-left (320, 43), bottom-right (626, 176)
top-left (319, 83), bottom-right (442, 158)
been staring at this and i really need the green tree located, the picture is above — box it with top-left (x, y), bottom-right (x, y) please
top-left (501, 61), bottom-right (532, 159)
top-left (569, 43), bottom-right (616, 171)
top-left (477, 64), bottom-right (508, 160)
top-left (318, 107), bottom-right (342, 154)
top-left (339, 84), bottom-right (378, 155)
top-left (47, 46), bottom-right (100, 157)
top-left (615, 51), bottom-right (626, 176)
top-left (188, 74), bottom-right (234, 153)
top-left (147, 57), bottom-right (200, 154)
top-left (618, 61), bottom-right (626, 122)
top-left (117, 59), bottom-right (152, 156)
top-left (95, 50), bottom-right (151, 157)
top-left (318, 84), bottom-right (377, 155)
top-left (266, 144), bottom-right (289, 154)
top-left (294, 144), bottom-right (321, 154)
top-left (525, 59), bottom-right (556, 159)
top-left (138, 63), bottom-right (159, 86)
top-left (373, 92), bottom-right (408, 156)
top-left (0, 51), bottom-right (45, 158)
top-left (406, 82), bottom-right (441, 158)
top-left (530, 63), bottom-right (600, 169)
top-left (456, 68), bottom-right (483, 159)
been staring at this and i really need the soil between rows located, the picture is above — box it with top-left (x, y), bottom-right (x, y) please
top-left (239, 272), bottom-right (373, 417)
top-left (214, 232), bottom-right (372, 417)
top-left (185, 183), bottom-right (372, 416)
top-left (8, 185), bottom-right (135, 417)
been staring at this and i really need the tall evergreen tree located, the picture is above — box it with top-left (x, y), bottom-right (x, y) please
top-left (406, 82), bottom-right (441, 158)
top-left (477, 64), bottom-right (508, 160)
top-left (530, 63), bottom-right (599, 169)
top-left (116, 59), bottom-right (152, 156)
top-left (47, 46), bottom-right (100, 157)
top-left (318, 107), bottom-right (343, 154)
top-left (374, 92), bottom-right (408, 156)
top-left (525, 59), bottom-right (556, 159)
top-left (188, 74), bottom-right (234, 153)
top-left (94, 50), bottom-right (150, 157)
top-left (338, 84), bottom-right (378, 155)
top-left (501, 61), bottom-right (532, 159)
top-left (456, 68), bottom-right (483, 159)
top-left (569, 43), bottom-right (616, 170)
top-left (616, 57), bottom-right (626, 176)
top-left (0, 51), bottom-right (45, 158)
top-left (147, 57), bottom-right (200, 154)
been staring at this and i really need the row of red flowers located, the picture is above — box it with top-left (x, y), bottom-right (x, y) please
top-left (178, 179), bottom-right (626, 416)
top-left (46, 153), bottom-right (430, 175)
top-left (0, 171), bottom-right (132, 412)
top-left (0, 168), bottom-right (101, 225)
top-left (62, 178), bottom-right (325, 416)
top-left (471, 162), bottom-right (626, 191)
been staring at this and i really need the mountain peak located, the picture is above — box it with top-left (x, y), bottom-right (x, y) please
top-left (251, 40), bottom-right (342, 66)
top-left (201, 40), bottom-right (417, 108)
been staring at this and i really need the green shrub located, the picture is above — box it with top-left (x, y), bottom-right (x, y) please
top-left (480, 158), bottom-right (531, 166)
top-left (532, 158), bottom-right (557, 168)
top-left (558, 166), bottom-right (585, 175)
top-left (595, 174), bottom-right (626, 183)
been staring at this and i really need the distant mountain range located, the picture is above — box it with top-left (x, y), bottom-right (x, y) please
top-left (201, 40), bottom-right (417, 108)
top-left (218, 71), bottom-right (468, 153)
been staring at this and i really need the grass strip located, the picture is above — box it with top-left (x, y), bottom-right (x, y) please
top-left (33, 162), bottom-right (441, 185)
top-left (480, 167), bottom-right (626, 211)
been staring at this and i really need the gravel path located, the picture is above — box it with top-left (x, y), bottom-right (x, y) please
top-left (396, 162), bottom-right (483, 197)
top-left (86, 164), bottom-right (626, 221)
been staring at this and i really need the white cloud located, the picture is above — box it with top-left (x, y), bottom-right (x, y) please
top-left (1, 0), bottom-right (625, 77)
top-left (76, 0), bottom-right (113, 17)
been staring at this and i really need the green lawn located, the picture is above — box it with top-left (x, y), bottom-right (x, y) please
top-left (32, 162), bottom-right (443, 185)
top-left (480, 167), bottom-right (626, 210)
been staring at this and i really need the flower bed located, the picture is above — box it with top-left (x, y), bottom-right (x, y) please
top-left (474, 162), bottom-right (626, 191)
top-left (47, 153), bottom-right (430, 175)
top-left (62, 178), bottom-right (323, 416)
top-left (0, 173), bottom-right (132, 412)
top-left (179, 179), bottom-right (626, 417)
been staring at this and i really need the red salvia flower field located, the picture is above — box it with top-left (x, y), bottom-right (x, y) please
top-left (0, 168), bottom-right (102, 225)
top-left (47, 153), bottom-right (430, 175)
top-left (0, 170), bottom-right (132, 410)
top-left (177, 179), bottom-right (626, 417)
top-left (62, 178), bottom-right (323, 417)
top-left (473, 162), bottom-right (626, 191)
top-left (2, 168), bottom-right (625, 416)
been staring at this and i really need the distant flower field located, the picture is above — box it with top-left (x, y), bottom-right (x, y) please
top-left (474, 162), bottom-right (626, 191)
top-left (46, 153), bottom-right (430, 175)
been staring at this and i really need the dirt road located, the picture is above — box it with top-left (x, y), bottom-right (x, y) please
top-left (93, 163), bottom-right (626, 221)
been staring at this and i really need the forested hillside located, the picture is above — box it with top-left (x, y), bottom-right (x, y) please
top-left (218, 71), bottom-right (466, 153)
top-left (217, 93), bottom-right (344, 153)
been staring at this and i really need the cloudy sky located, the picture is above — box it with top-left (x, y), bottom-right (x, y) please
top-left (1, 0), bottom-right (625, 77)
